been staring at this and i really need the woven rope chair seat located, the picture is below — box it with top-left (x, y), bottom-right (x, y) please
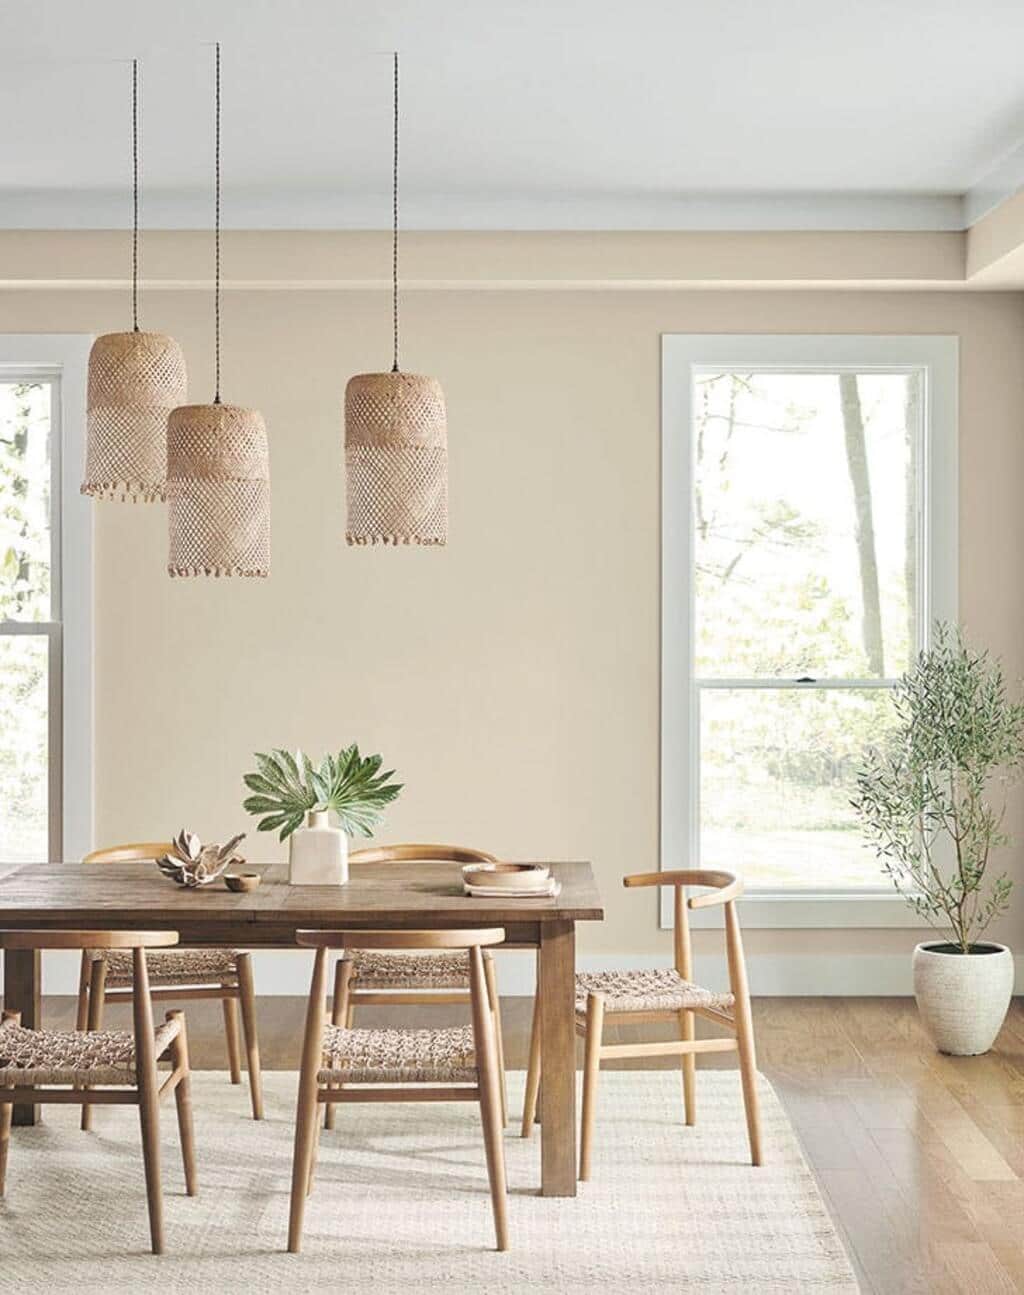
top-left (345, 949), bottom-right (471, 990)
top-left (574, 968), bottom-right (735, 1017)
top-left (0, 1016), bottom-right (181, 1087)
top-left (319, 1024), bottom-right (477, 1085)
top-left (87, 947), bottom-right (240, 988)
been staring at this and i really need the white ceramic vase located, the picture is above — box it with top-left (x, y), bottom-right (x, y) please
top-left (288, 810), bottom-right (349, 886)
top-left (912, 941), bottom-right (1014, 1055)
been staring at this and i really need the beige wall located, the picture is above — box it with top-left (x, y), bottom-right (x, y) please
top-left (4, 259), bottom-right (1024, 974)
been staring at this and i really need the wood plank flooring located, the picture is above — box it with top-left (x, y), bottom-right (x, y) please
top-left (19, 994), bottom-right (1024, 1293)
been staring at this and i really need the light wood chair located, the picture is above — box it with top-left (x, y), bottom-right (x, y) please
top-left (77, 842), bottom-right (263, 1125)
top-left (327, 844), bottom-right (508, 1129)
top-left (288, 927), bottom-right (509, 1254)
top-left (0, 928), bottom-right (197, 1255)
top-left (522, 869), bottom-right (762, 1180)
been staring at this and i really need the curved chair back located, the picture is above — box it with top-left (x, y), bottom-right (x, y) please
top-left (83, 843), bottom-right (173, 864)
top-left (622, 869), bottom-right (743, 981)
top-left (0, 929), bottom-right (179, 950)
top-left (348, 843), bottom-right (497, 866)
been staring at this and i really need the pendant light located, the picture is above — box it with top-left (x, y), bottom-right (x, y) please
top-left (345, 53), bottom-right (448, 546)
top-left (166, 42), bottom-right (270, 578)
top-left (82, 59), bottom-right (187, 502)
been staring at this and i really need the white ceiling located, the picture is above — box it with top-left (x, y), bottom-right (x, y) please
top-left (4, 0), bottom-right (1024, 231)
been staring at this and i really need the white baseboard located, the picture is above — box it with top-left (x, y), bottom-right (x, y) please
top-left (5, 950), bottom-right (1021, 998)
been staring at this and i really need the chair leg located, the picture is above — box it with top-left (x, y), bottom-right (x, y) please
top-left (0, 1009), bottom-right (17, 1197)
top-left (679, 1008), bottom-right (696, 1126)
top-left (725, 900), bottom-right (763, 1167)
top-left (472, 959), bottom-right (509, 1252)
top-left (289, 947), bottom-right (327, 1254)
top-left (325, 958), bottom-right (352, 1132)
top-left (75, 951), bottom-right (91, 1031)
top-left (137, 1049), bottom-right (165, 1254)
top-left (734, 999), bottom-right (762, 1166)
top-left (579, 992), bottom-right (604, 1181)
top-left (81, 957), bottom-right (107, 1131)
top-left (222, 996), bottom-right (242, 1085)
top-left (167, 1010), bottom-right (198, 1197)
top-left (236, 956), bottom-right (264, 1120)
top-left (0, 1098), bottom-right (10, 1197)
top-left (483, 953), bottom-right (508, 1128)
top-left (521, 989), bottom-right (542, 1138)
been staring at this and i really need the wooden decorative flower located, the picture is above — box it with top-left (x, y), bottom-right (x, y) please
top-left (157, 829), bottom-right (246, 888)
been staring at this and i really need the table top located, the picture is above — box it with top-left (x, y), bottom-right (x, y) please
top-left (0, 859), bottom-right (604, 929)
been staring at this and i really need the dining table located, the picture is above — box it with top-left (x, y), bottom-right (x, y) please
top-left (0, 856), bottom-right (604, 1197)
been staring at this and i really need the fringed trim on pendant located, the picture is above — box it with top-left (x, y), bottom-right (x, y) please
top-left (346, 533), bottom-right (446, 547)
top-left (168, 566), bottom-right (269, 578)
top-left (80, 481), bottom-right (166, 504)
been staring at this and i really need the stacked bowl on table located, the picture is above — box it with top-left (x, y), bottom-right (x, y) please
top-left (461, 863), bottom-right (559, 898)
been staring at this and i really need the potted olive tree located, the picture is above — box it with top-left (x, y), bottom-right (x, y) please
top-left (853, 624), bottom-right (1022, 1055)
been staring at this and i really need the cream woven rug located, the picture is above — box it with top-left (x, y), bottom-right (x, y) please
top-left (0, 1070), bottom-right (857, 1293)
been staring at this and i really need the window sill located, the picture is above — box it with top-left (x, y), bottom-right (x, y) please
top-left (663, 890), bottom-right (935, 930)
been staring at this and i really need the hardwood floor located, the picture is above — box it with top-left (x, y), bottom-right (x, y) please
top-left (19, 994), bottom-right (1024, 1293)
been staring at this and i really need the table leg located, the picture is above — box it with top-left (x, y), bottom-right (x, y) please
top-left (539, 919), bottom-right (576, 1196)
top-left (4, 948), bottom-right (41, 1125)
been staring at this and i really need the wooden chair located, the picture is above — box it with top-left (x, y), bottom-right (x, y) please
top-left (288, 927), bottom-right (509, 1254)
top-left (327, 844), bottom-right (508, 1129)
top-left (77, 842), bottom-right (263, 1125)
top-left (522, 869), bottom-right (762, 1180)
top-left (0, 929), bottom-right (197, 1255)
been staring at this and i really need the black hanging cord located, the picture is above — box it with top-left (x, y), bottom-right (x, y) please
top-left (131, 58), bottom-right (139, 332)
top-left (391, 50), bottom-right (400, 374)
top-left (214, 41), bottom-right (222, 404)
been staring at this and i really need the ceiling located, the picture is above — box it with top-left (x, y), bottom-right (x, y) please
top-left (4, 0), bottom-right (1024, 231)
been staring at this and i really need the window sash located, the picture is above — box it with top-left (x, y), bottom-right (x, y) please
top-left (0, 371), bottom-right (62, 859)
top-left (0, 341), bottom-right (92, 865)
top-left (661, 334), bottom-right (957, 925)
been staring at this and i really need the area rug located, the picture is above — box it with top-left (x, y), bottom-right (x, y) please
top-left (0, 1070), bottom-right (858, 1293)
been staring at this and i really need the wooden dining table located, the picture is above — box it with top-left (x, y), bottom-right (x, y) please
top-left (0, 857), bottom-right (603, 1197)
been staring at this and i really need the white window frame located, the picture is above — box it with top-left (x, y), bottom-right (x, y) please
top-left (661, 335), bottom-right (958, 929)
top-left (0, 335), bottom-right (93, 862)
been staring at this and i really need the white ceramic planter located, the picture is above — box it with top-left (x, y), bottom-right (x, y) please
top-left (288, 810), bottom-right (349, 886)
top-left (912, 941), bottom-right (1014, 1055)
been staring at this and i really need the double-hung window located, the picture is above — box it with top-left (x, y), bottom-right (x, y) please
top-left (661, 336), bottom-right (957, 925)
top-left (0, 336), bottom-right (92, 864)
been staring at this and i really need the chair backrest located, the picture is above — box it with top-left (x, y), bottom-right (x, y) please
top-left (0, 931), bottom-right (179, 1060)
top-left (295, 928), bottom-right (506, 1073)
top-left (0, 929), bottom-right (179, 950)
top-left (348, 843), bottom-right (498, 865)
top-left (83, 842), bottom-right (173, 864)
top-left (622, 869), bottom-right (743, 981)
top-left (296, 927), bottom-right (505, 951)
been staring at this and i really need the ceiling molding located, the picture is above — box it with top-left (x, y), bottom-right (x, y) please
top-left (0, 188), bottom-right (966, 234)
top-left (0, 229), bottom-right (970, 291)
top-left (963, 144), bottom-right (1024, 227)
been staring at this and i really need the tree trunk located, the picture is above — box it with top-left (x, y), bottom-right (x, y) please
top-left (839, 374), bottom-right (884, 676)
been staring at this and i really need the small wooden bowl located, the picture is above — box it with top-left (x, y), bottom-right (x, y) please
top-left (461, 862), bottom-right (550, 891)
top-left (224, 872), bottom-right (262, 893)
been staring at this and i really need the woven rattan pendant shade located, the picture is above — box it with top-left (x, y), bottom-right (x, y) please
top-left (345, 54), bottom-right (448, 548)
top-left (167, 403), bottom-right (270, 577)
top-left (167, 44), bottom-right (270, 578)
top-left (81, 61), bottom-right (187, 503)
top-left (345, 372), bottom-right (447, 546)
top-left (83, 331), bottom-right (187, 501)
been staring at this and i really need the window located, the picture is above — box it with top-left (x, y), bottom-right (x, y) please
top-left (661, 336), bottom-right (957, 924)
top-left (0, 337), bottom-right (92, 864)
